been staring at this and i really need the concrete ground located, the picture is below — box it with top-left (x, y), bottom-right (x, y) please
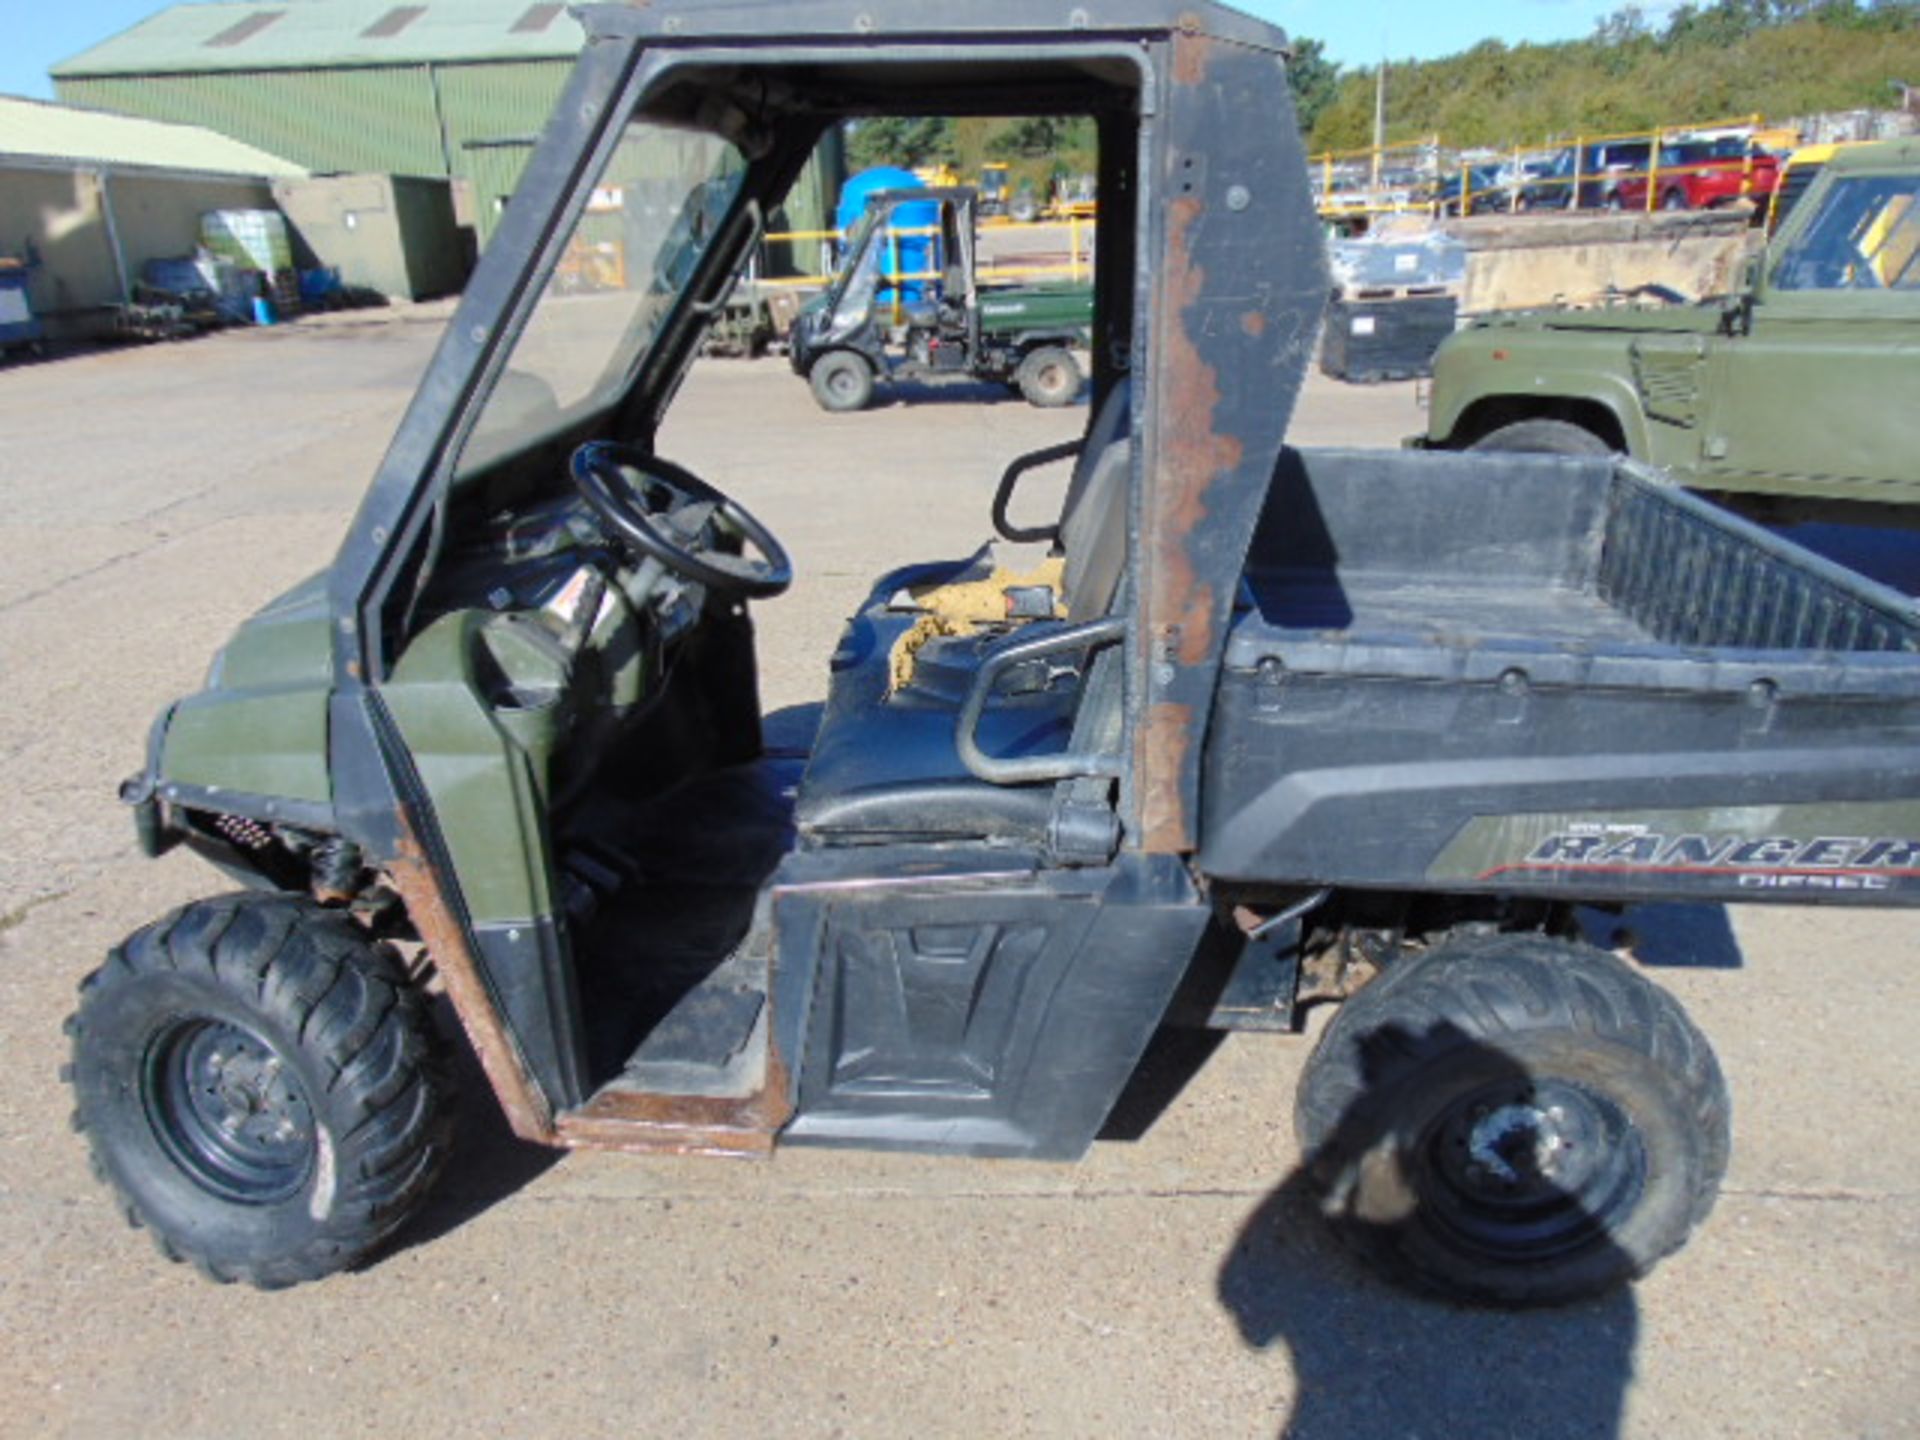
top-left (0, 310), bottom-right (1913, 1439)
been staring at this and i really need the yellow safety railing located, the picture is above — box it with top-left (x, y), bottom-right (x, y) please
top-left (1310, 138), bottom-right (1441, 219)
top-left (757, 212), bottom-right (1095, 291)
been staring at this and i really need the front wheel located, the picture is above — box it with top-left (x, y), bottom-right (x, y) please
top-left (809, 350), bottom-right (875, 413)
top-left (1470, 418), bottom-right (1613, 456)
top-left (66, 894), bottom-right (453, 1288)
top-left (1015, 346), bottom-right (1083, 408)
top-left (1295, 934), bottom-right (1729, 1307)
top-left (1661, 188), bottom-right (1690, 212)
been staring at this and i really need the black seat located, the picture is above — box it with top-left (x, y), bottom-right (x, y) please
top-left (795, 385), bottom-right (1132, 845)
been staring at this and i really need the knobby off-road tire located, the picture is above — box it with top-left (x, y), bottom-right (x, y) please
top-left (1470, 417), bottom-right (1614, 457)
top-left (65, 894), bottom-right (453, 1289)
top-left (1295, 934), bottom-right (1729, 1307)
top-left (809, 350), bottom-right (875, 413)
top-left (1016, 346), bottom-right (1083, 408)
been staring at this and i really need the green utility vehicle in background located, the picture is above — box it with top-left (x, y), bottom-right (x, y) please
top-left (789, 186), bottom-right (1093, 411)
top-left (1423, 138), bottom-right (1920, 526)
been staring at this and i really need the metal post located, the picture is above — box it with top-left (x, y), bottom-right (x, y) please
top-left (887, 226), bottom-right (901, 326)
top-left (1646, 127), bottom-right (1662, 212)
top-left (1572, 137), bottom-right (1585, 212)
top-left (1371, 62), bottom-right (1386, 192)
top-left (96, 168), bottom-right (132, 304)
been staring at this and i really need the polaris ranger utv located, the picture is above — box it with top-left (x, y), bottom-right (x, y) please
top-left (790, 185), bottom-right (1093, 411)
top-left (69, 0), bottom-right (1920, 1307)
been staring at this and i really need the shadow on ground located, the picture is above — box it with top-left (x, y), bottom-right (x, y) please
top-left (1218, 1175), bottom-right (1637, 1439)
top-left (874, 378), bottom-right (1091, 410)
top-left (1217, 1024), bottom-right (1640, 1439)
top-left (381, 995), bottom-right (563, 1260)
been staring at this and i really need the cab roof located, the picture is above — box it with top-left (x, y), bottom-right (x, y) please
top-left (1826, 136), bottom-right (1920, 173)
top-left (578, 0), bottom-right (1290, 53)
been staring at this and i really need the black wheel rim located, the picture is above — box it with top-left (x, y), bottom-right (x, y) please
top-left (143, 1017), bottom-right (316, 1205)
top-left (1419, 1078), bottom-right (1646, 1262)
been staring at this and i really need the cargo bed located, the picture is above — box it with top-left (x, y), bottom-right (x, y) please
top-left (1199, 449), bottom-right (1920, 902)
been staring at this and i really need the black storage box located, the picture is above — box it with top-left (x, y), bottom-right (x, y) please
top-left (1319, 293), bottom-right (1458, 383)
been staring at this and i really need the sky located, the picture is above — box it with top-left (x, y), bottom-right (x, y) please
top-left (2, 0), bottom-right (1633, 102)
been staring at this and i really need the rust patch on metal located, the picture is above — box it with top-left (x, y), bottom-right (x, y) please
top-left (388, 817), bottom-right (557, 1146)
top-left (1241, 310), bottom-right (1267, 338)
top-left (555, 1049), bottom-right (791, 1158)
top-left (1138, 702), bottom-right (1195, 851)
top-left (1137, 157), bottom-right (1246, 853)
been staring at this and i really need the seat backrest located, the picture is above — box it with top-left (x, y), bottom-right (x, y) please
top-left (1060, 383), bottom-right (1132, 619)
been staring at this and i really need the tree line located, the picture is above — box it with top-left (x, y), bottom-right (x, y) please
top-left (1302, 0), bottom-right (1920, 153)
top-left (841, 3), bottom-right (1918, 175)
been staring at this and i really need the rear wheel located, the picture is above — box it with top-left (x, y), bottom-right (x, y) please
top-left (809, 350), bottom-right (875, 413)
top-left (1661, 188), bottom-right (1690, 211)
top-left (1015, 346), bottom-right (1082, 408)
top-left (1470, 418), bottom-right (1613, 456)
top-left (1295, 934), bottom-right (1729, 1307)
top-left (66, 894), bottom-right (453, 1288)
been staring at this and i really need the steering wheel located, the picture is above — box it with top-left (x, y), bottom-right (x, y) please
top-left (569, 441), bottom-right (792, 600)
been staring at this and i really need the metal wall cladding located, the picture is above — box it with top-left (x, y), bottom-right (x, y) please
top-left (58, 61), bottom-right (569, 247)
top-left (59, 69), bottom-right (446, 178)
top-left (460, 142), bottom-right (537, 245)
top-left (59, 58), bottom-right (836, 256)
top-left (434, 60), bottom-right (571, 242)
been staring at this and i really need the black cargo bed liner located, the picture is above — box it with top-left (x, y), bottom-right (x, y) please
top-left (1228, 449), bottom-right (1920, 697)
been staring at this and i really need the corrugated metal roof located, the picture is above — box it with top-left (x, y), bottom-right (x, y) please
top-left (0, 94), bottom-right (306, 176)
top-left (52, 1), bottom-right (587, 78)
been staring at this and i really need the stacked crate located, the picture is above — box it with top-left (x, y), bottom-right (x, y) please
top-left (1320, 232), bottom-right (1464, 384)
top-left (200, 210), bottom-right (301, 317)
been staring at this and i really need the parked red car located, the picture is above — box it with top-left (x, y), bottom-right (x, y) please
top-left (1611, 136), bottom-right (1781, 211)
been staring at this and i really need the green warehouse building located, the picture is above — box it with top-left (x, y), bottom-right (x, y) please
top-left (52, 0), bottom-right (838, 255)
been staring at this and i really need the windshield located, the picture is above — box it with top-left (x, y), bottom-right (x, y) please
top-left (827, 205), bottom-right (887, 305)
top-left (458, 118), bottom-right (746, 479)
top-left (1773, 173), bottom-right (1920, 291)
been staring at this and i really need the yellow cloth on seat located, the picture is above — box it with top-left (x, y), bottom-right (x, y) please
top-left (886, 556), bottom-right (1067, 693)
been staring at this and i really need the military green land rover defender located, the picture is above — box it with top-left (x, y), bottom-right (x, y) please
top-left (1424, 138), bottom-right (1920, 525)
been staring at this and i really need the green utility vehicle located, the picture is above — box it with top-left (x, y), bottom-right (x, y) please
top-left (66, 1), bottom-right (1920, 1310)
top-left (1423, 138), bottom-right (1920, 525)
top-left (789, 185), bottom-right (1093, 411)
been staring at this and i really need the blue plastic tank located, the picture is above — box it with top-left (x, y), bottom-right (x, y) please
top-left (835, 166), bottom-right (940, 303)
